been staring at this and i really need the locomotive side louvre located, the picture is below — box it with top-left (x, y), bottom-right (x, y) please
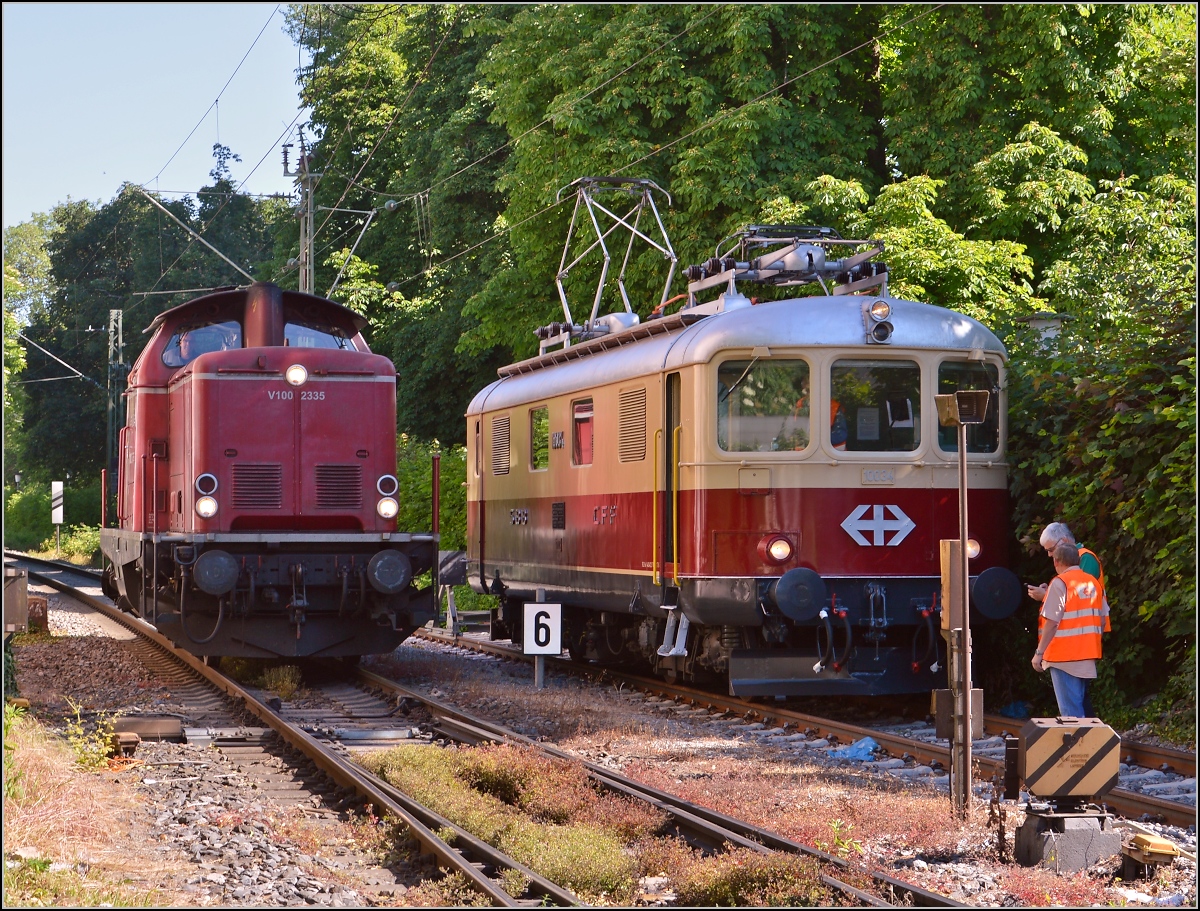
top-left (101, 282), bottom-right (437, 659)
top-left (468, 292), bottom-right (1021, 695)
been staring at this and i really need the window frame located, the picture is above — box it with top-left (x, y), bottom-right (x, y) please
top-left (572, 398), bottom-right (594, 467)
top-left (529, 405), bottom-right (550, 471)
top-left (714, 356), bottom-right (814, 456)
top-left (827, 356), bottom-right (924, 456)
top-left (935, 359), bottom-right (1003, 456)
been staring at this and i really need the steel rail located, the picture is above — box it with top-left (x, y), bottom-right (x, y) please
top-left (9, 559), bottom-right (560, 907)
top-left (412, 627), bottom-right (1196, 828)
top-left (356, 667), bottom-right (967, 909)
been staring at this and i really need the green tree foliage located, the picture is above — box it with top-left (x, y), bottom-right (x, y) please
top-left (466, 3), bottom-right (890, 357)
top-left (284, 4), bottom-right (514, 443)
top-left (881, 3), bottom-right (1195, 252)
top-left (1005, 174), bottom-right (1195, 713)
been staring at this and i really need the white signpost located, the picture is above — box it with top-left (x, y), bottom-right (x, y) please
top-left (51, 481), bottom-right (64, 556)
top-left (523, 592), bottom-right (561, 690)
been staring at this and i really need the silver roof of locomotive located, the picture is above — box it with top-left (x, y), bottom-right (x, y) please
top-left (467, 294), bottom-right (1007, 415)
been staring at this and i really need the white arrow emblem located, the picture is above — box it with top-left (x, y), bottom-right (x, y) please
top-left (841, 504), bottom-right (916, 546)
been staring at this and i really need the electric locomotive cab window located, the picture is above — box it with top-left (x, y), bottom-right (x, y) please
top-left (572, 399), bottom-right (593, 466)
top-left (717, 359), bottom-right (811, 452)
top-left (162, 320), bottom-right (243, 367)
top-left (829, 359), bottom-right (921, 452)
top-left (938, 361), bottom-right (1000, 453)
top-left (530, 406), bottom-right (550, 470)
top-left (283, 317), bottom-right (358, 350)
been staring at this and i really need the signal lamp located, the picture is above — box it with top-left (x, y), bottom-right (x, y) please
top-left (966, 538), bottom-right (982, 559)
top-left (868, 300), bottom-right (892, 322)
top-left (758, 534), bottom-right (795, 565)
top-left (285, 364), bottom-right (308, 386)
top-left (195, 496), bottom-right (218, 519)
top-left (376, 497), bottom-right (399, 519)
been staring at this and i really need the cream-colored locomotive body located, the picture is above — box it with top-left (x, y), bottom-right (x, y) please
top-left (468, 206), bottom-right (1020, 695)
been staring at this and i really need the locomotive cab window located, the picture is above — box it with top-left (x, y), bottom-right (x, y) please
top-left (829, 359), bottom-right (921, 452)
top-left (572, 399), bottom-right (593, 466)
top-left (162, 320), bottom-right (243, 367)
top-left (530, 406), bottom-right (550, 470)
top-left (283, 317), bottom-right (358, 350)
top-left (717, 359), bottom-right (811, 452)
top-left (938, 361), bottom-right (1000, 453)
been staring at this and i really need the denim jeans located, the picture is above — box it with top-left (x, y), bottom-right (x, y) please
top-left (1049, 666), bottom-right (1089, 717)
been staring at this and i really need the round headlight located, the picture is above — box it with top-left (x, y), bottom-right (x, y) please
top-left (869, 300), bottom-right (892, 322)
top-left (195, 473), bottom-right (218, 496)
top-left (966, 538), bottom-right (982, 559)
top-left (376, 497), bottom-right (399, 519)
top-left (196, 496), bottom-right (218, 518)
top-left (758, 534), bottom-right (795, 565)
top-left (377, 474), bottom-right (399, 497)
top-left (870, 320), bottom-right (894, 343)
top-left (285, 364), bottom-right (308, 386)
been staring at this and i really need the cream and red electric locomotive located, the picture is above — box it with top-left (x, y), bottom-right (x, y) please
top-left (466, 178), bottom-right (1020, 695)
top-left (100, 281), bottom-right (436, 658)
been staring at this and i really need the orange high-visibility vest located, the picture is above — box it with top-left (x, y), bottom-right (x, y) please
top-left (1077, 544), bottom-right (1111, 632)
top-left (1040, 567), bottom-right (1105, 663)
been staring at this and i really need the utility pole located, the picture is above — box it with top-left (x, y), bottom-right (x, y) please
top-left (106, 309), bottom-right (127, 478)
top-left (283, 132), bottom-right (319, 294)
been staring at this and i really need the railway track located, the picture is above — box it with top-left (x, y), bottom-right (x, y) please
top-left (8, 552), bottom-right (967, 907)
top-left (9, 552), bottom-right (1194, 832)
top-left (410, 625), bottom-right (1197, 829)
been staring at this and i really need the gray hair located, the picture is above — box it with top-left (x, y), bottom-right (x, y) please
top-left (1040, 522), bottom-right (1076, 548)
top-left (1053, 543), bottom-right (1081, 567)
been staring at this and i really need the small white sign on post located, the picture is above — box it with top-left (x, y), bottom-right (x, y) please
top-left (51, 481), bottom-right (64, 556)
top-left (523, 602), bottom-right (561, 655)
top-left (51, 481), bottom-right (64, 525)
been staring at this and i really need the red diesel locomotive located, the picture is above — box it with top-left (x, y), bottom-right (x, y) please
top-left (100, 281), bottom-right (436, 658)
top-left (466, 195), bottom-right (1021, 696)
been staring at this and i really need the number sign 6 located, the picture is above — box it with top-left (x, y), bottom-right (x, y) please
top-left (523, 603), bottom-right (561, 655)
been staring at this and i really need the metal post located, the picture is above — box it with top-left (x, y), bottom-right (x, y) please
top-left (301, 153), bottom-right (315, 295)
top-left (958, 422), bottom-right (972, 819)
top-left (535, 588), bottom-right (546, 690)
top-left (431, 453), bottom-right (441, 535)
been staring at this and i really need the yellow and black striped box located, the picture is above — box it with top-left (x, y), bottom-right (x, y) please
top-left (1019, 717), bottom-right (1120, 800)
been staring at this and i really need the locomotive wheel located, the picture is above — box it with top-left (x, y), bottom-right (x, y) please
top-left (101, 565), bottom-right (120, 602)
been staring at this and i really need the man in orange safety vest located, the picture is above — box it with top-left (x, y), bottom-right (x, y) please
top-left (1031, 544), bottom-right (1109, 718)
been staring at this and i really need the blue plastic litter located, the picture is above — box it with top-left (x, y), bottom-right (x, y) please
top-left (829, 736), bottom-right (879, 760)
top-left (997, 701), bottom-right (1033, 720)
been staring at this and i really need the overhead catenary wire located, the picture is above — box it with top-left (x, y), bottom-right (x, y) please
top-left (15, 332), bottom-right (104, 391)
top-left (148, 5), bottom-right (282, 186)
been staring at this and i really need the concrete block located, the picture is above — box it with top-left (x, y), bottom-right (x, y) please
top-left (1015, 812), bottom-right (1121, 873)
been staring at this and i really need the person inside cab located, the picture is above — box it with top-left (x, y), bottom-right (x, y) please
top-left (163, 320), bottom-right (242, 367)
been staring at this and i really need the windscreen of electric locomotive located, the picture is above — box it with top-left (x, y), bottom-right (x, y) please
top-left (829, 359), bottom-right (921, 452)
top-left (717, 359), bottom-right (811, 452)
top-left (283, 309), bottom-right (359, 350)
top-left (937, 361), bottom-right (1001, 452)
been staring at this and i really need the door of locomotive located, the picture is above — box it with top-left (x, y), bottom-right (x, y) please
top-left (663, 372), bottom-right (681, 585)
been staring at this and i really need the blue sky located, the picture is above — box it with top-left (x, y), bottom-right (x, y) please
top-left (2, 3), bottom-right (310, 230)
